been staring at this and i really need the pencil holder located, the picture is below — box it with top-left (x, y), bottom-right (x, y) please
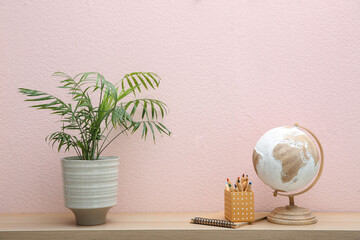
top-left (224, 190), bottom-right (255, 222)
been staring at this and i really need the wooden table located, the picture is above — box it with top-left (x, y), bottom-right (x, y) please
top-left (0, 212), bottom-right (359, 240)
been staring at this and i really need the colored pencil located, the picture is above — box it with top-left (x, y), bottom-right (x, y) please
top-left (247, 182), bottom-right (252, 191)
top-left (225, 183), bottom-right (230, 191)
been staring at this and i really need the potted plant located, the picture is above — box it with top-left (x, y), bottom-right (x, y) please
top-left (19, 72), bottom-right (171, 225)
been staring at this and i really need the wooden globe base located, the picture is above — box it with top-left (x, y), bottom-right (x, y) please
top-left (267, 205), bottom-right (317, 225)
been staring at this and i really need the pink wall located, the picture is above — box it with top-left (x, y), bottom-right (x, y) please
top-left (1, 0), bottom-right (359, 213)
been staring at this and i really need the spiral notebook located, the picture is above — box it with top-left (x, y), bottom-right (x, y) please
top-left (190, 213), bottom-right (267, 229)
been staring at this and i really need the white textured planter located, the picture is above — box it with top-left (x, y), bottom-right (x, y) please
top-left (61, 156), bottom-right (119, 225)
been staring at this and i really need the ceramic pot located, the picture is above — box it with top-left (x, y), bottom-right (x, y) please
top-left (61, 156), bottom-right (119, 226)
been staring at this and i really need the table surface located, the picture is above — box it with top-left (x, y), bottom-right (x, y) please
top-left (0, 212), bottom-right (359, 240)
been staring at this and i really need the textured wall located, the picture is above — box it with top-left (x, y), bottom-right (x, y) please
top-left (1, 0), bottom-right (359, 213)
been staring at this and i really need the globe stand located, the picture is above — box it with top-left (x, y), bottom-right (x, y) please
top-left (267, 196), bottom-right (317, 225)
top-left (266, 123), bottom-right (324, 225)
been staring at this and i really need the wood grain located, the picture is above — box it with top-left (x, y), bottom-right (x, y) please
top-left (0, 212), bottom-right (359, 240)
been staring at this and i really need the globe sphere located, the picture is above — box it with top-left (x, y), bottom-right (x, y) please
top-left (253, 126), bottom-right (319, 192)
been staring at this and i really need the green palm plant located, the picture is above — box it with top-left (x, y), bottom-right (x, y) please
top-left (19, 72), bottom-right (171, 160)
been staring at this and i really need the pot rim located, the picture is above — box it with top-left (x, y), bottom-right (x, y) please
top-left (62, 156), bottom-right (119, 161)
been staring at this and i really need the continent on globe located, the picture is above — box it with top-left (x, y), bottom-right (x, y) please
top-left (273, 134), bottom-right (319, 183)
top-left (253, 126), bottom-right (320, 192)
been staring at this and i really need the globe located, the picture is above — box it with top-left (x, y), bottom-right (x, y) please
top-left (253, 126), bottom-right (320, 193)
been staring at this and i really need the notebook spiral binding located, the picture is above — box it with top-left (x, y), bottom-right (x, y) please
top-left (191, 217), bottom-right (235, 228)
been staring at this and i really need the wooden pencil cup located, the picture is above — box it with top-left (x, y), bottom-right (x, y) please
top-left (224, 190), bottom-right (255, 222)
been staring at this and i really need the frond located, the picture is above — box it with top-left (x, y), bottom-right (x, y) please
top-left (119, 72), bottom-right (161, 96)
top-left (110, 105), bottom-right (133, 129)
top-left (18, 88), bottom-right (71, 116)
top-left (46, 131), bottom-right (80, 153)
top-left (124, 98), bottom-right (168, 120)
top-left (131, 120), bottom-right (171, 142)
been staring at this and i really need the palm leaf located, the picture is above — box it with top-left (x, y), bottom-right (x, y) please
top-left (19, 88), bottom-right (71, 116)
top-left (120, 72), bottom-right (161, 95)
